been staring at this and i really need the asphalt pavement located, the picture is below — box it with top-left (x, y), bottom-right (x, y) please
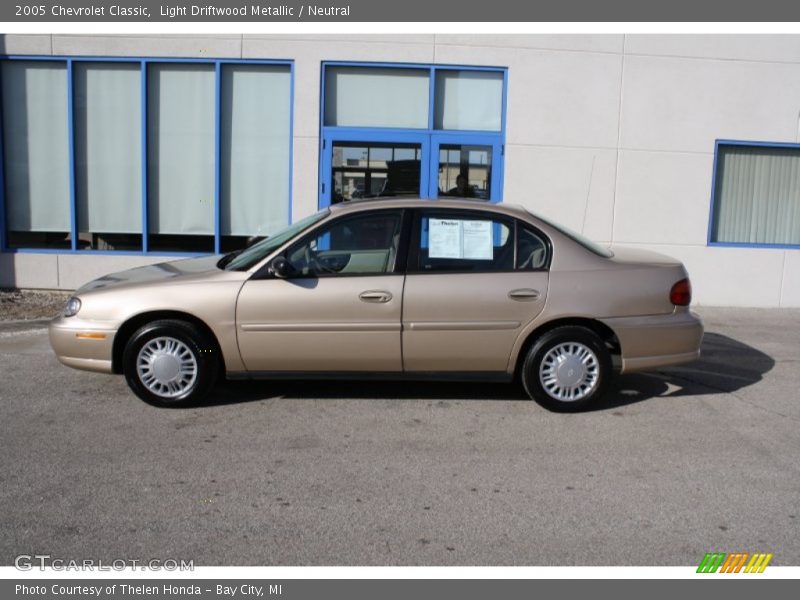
top-left (0, 308), bottom-right (798, 566)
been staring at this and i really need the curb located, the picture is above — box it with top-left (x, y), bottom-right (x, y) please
top-left (0, 318), bottom-right (52, 333)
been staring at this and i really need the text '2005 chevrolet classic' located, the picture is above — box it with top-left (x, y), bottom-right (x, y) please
top-left (49, 199), bottom-right (703, 412)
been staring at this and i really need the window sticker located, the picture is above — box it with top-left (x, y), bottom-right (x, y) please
top-left (429, 218), bottom-right (462, 258)
top-left (462, 220), bottom-right (493, 259)
top-left (428, 218), bottom-right (493, 260)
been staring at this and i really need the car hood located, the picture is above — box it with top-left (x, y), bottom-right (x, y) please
top-left (607, 246), bottom-right (683, 267)
top-left (76, 255), bottom-right (226, 294)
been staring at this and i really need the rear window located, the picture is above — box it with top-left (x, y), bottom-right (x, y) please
top-left (531, 212), bottom-right (613, 258)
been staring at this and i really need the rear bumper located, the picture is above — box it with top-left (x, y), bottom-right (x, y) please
top-left (49, 317), bottom-right (117, 374)
top-left (599, 309), bottom-right (703, 373)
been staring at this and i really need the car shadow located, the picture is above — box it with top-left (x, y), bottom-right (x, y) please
top-left (195, 332), bottom-right (774, 411)
top-left (592, 331), bottom-right (775, 411)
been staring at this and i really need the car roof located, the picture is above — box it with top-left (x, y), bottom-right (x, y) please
top-left (328, 197), bottom-right (533, 219)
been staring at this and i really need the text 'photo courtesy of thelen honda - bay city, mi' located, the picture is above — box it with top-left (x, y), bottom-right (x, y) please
top-left (49, 199), bottom-right (703, 412)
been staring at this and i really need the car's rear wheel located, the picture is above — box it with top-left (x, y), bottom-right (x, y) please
top-left (122, 319), bottom-right (218, 407)
top-left (521, 326), bottom-right (611, 412)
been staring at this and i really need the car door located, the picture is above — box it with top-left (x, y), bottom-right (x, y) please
top-left (402, 208), bottom-right (550, 373)
top-left (236, 209), bottom-right (407, 373)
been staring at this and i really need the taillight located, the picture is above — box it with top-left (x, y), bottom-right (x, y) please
top-left (670, 278), bottom-right (692, 306)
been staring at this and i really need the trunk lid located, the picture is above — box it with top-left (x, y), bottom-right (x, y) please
top-left (608, 246), bottom-right (683, 267)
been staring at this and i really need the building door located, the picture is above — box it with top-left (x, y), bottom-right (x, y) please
top-left (331, 142), bottom-right (422, 202)
top-left (319, 63), bottom-right (507, 209)
top-left (319, 131), bottom-right (430, 207)
top-left (320, 132), bottom-right (504, 206)
top-left (430, 134), bottom-right (503, 201)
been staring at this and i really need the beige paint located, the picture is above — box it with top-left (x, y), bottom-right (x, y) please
top-left (49, 199), bottom-right (703, 378)
top-left (402, 271), bottom-right (548, 372)
top-left (236, 275), bottom-right (404, 372)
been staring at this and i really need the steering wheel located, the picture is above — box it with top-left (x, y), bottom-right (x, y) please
top-left (304, 246), bottom-right (339, 275)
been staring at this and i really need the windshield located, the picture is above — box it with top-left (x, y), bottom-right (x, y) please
top-left (531, 211), bottom-right (614, 258)
top-left (223, 209), bottom-right (330, 271)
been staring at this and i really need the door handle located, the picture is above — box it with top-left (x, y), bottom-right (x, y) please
top-left (508, 288), bottom-right (540, 301)
top-left (359, 290), bottom-right (393, 303)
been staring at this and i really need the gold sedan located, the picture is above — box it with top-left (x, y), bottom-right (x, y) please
top-left (49, 199), bottom-right (703, 411)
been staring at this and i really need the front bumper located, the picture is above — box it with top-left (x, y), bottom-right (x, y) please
top-left (599, 309), bottom-right (704, 373)
top-left (49, 316), bottom-right (117, 374)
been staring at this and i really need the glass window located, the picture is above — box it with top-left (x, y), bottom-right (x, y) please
top-left (516, 225), bottom-right (548, 270)
top-left (1, 61), bottom-right (71, 249)
top-left (413, 211), bottom-right (513, 273)
top-left (223, 209), bottom-right (330, 271)
top-left (220, 64), bottom-right (292, 253)
top-left (147, 64), bottom-right (215, 252)
top-left (1, 58), bottom-right (293, 254)
top-left (286, 211), bottom-right (403, 276)
top-left (435, 70), bottom-right (503, 132)
top-left (321, 64), bottom-right (506, 206)
top-left (332, 142), bottom-right (421, 202)
top-left (712, 144), bottom-right (800, 246)
top-left (74, 62), bottom-right (142, 251)
top-left (531, 210), bottom-right (613, 258)
top-left (438, 145), bottom-right (492, 199)
top-left (324, 67), bottom-right (429, 129)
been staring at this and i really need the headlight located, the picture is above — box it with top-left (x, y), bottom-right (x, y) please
top-left (63, 297), bottom-right (82, 317)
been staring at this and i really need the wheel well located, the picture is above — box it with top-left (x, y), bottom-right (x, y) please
top-left (111, 310), bottom-right (225, 374)
top-left (514, 317), bottom-right (621, 377)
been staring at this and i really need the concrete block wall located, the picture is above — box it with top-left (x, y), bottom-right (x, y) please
top-left (1, 33), bottom-right (798, 306)
top-left (435, 34), bottom-right (800, 307)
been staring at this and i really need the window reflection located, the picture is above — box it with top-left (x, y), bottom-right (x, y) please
top-left (438, 144), bottom-right (492, 199)
top-left (331, 142), bottom-right (422, 203)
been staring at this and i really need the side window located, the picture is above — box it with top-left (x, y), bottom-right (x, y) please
top-left (413, 211), bottom-right (513, 273)
top-left (516, 224), bottom-right (549, 270)
top-left (285, 211), bottom-right (402, 276)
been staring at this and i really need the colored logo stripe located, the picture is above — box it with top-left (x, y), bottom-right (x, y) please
top-left (697, 553), bottom-right (726, 573)
top-left (745, 553), bottom-right (773, 573)
top-left (697, 552), bottom-right (773, 573)
top-left (720, 553), bottom-right (748, 573)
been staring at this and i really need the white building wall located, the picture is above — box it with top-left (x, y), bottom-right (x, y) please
top-left (1, 33), bottom-right (799, 307)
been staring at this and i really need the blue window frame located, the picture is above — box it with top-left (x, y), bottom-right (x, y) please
top-left (0, 55), bottom-right (294, 256)
top-left (319, 62), bottom-right (508, 209)
top-left (708, 139), bottom-right (800, 250)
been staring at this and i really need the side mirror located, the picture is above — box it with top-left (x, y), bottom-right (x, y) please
top-left (269, 256), bottom-right (294, 279)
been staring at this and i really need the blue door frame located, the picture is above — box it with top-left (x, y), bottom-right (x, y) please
top-left (319, 61), bottom-right (508, 210)
top-left (429, 133), bottom-right (504, 201)
top-left (319, 129), bottom-right (504, 207)
top-left (319, 128), bottom-right (431, 208)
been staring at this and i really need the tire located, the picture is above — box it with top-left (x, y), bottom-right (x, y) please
top-left (520, 326), bottom-right (612, 412)
top-left (122, 319), bottom-right (219, 407)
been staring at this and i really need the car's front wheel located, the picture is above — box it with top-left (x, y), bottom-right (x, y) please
top-left (122, 319), bottom-right (218, 407)
top-left (521, 326), bottom-right (611, 412)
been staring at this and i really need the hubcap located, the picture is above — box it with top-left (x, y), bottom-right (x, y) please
top-left (539, 342), bottom-right (599, 402)
top-left (136, 336), bottom-right (198, 399)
